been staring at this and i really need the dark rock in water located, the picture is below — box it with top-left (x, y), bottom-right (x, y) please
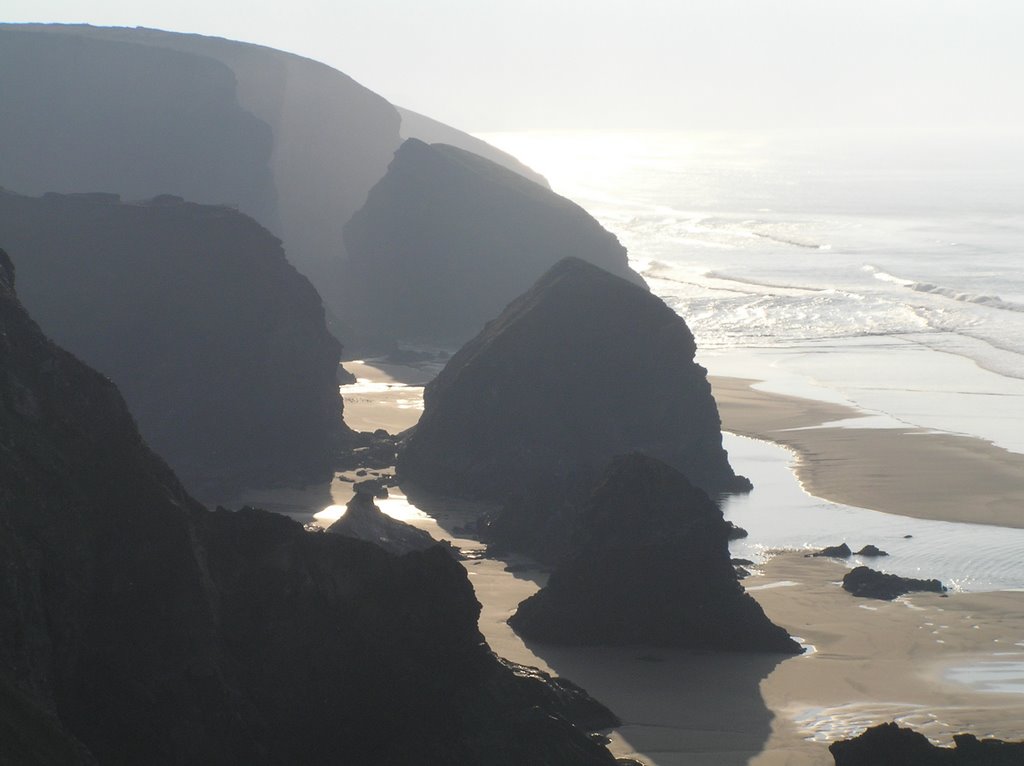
top-left (342, 139), bottom-right (645, 346)
top-left (508, 454), bottom-right (801, 653)
top-left (727, 522), bottom-right (749, 540)
top-left (399, 257), bottom-right (749, 505)
top-left (0, 254), bottom-right (622, 765)
top-left (842, 566), bottom-right (947, 600)
top-left (809, 543), bottom-right (852, 558)
top-left (326, 493), bottom-right (445, 556)
top-left (829, 721), bottom-right (1024, 765)
top-left (854, 544), bottom-right (889, 557)
top-left (0, 189), bottom-right (346, 499)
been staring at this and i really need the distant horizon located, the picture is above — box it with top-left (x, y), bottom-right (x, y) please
top-left (3, 2), bottom-right (1023, 135)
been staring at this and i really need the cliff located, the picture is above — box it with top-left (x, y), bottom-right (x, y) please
top-left (399, 257), bottom-right (748, 501)
top-left (509, 454), bottom-right (801, 652)
top-left (0, 190), bottom-right (345, 499)
top-left (0, 24), bottom-right (549, 335)
top-left (341, 139), bottom-right (645, 346)
top-left (0, 247), bottom-right (623, 764)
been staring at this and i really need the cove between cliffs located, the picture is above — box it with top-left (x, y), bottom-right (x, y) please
top-left (227, 358), bottom-right (1024, 765)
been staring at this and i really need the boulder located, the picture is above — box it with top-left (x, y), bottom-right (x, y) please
top-left (399, 257), bottom-right (749, 505)
top-left (508, 454), bottom-right (801, 653)
top-left (809, 543), bottom-right (852, 558)
top-left (341, 139), bottom-right (644, 346)
top-left (842, 566), bottom-right (947, 600)
top-left (854, 544), bottom-right (889, 557)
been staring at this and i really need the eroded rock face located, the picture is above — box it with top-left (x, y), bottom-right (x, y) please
top-left (0, 247), bottom-right (622, 765)
top-left (829, 722), bottom-right (1024, 765)
top-left (342, 140), bottom-right (645, 346)
top-left (0, 190), bottom-right (345, 499)
top-left (508, 454), bottom-right (800, 653)
top-left (399, 257), bottom-right (749, 502)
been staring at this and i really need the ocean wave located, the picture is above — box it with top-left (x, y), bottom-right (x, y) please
top-left (703, 270), bottom-right (828, 293)
top-left (751, 230), bottom-right (831, 249)
top-left (866, 265), bottom-right (1024, 314)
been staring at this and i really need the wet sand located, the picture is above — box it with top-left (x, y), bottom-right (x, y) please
top-left (750, 553), bottom-right (1024, 764)
top-left (711, 376), bottom-right (1024, 530)
top-left (339, 360), bottom-right (430, 434)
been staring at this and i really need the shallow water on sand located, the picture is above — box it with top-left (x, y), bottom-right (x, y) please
top-left (722, 433), bottom-right (1024, 593)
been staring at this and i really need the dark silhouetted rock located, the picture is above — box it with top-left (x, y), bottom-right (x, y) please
top-left (830, 721), bottom-right (1024, 765)
top-left (855, 544), bottom-right (889, 557)
top-left (509, 454), bottom-right (801, 653)
top-left (0, 246), bottom-right (623, 765)
top-left (809, 543), bottom-right (852, 558)
top-left (727, 522), bottom-right (749, 540)
top-left (399, 257), bottom-right (749, 504)
top-left (842, 566), bottom-right (947, 600)
top-left (1, 190), bottom-right (346, 499)
top-left (342, 140), bottom-right (645, 346)
top-left (327, 493), bottom-right (443, 556)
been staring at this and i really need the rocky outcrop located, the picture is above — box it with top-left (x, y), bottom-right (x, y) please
top-left (0, 189), bottom-right (346, 499)
top-left (399, 257), bottom-right (749, 503)
top-left (830, 722), bottom-right (1024, 765)
top-left (509, 454), bottom-right (801, 653)
top-left (810, 543), bottom-right (852, 558)
top-left (842, 566), bottom-right (947, 600)
top-left (341, 140), bottom-right (645, 346)
top-left (326, 492), bottom-right (444, 556)
top-left (0, 247), bottom-right (623, 764)
top-left (0, 24), bottom-right (549, 334)
top-left (855, 544), bottom-right (889, 557)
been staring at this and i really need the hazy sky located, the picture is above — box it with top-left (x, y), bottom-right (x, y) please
top-left (5, 0), bottom-right (1023, 133)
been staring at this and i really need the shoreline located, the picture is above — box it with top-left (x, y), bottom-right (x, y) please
top-left (710, 376), bottom-right (1024, 530)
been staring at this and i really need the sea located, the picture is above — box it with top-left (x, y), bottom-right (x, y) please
top-left (475, 129), bottom-right (1024, 593)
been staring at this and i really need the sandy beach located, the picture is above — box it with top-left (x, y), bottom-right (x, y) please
top-left (711, 376), bottom-right (1024, 530)
top-left (325, 361), bottom-right (1024, 765)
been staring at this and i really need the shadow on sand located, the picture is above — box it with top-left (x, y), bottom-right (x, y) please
top-left (522, 640), bottom-right (790, 766)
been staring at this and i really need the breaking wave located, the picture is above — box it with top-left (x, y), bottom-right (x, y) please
top-left (867, 265), bottom-right (1024, 314)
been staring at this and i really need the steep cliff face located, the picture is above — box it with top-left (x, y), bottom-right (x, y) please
top-left (0, 248), bottom-right (622, 764)
top-left (0, 28), bottom-right (278, 226)
top-left (0, 24), bottom-right (549, 334)
top-left (341, 139), bottom-right (644, 346)
top-left (0, 190), bottom-right (344, 499)
top-left (0, 246), bottom-right (252, 763)
top-left (399, 257), bottom-right (748, 501)
top-left (509, 454), bottom-right (800, 653)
